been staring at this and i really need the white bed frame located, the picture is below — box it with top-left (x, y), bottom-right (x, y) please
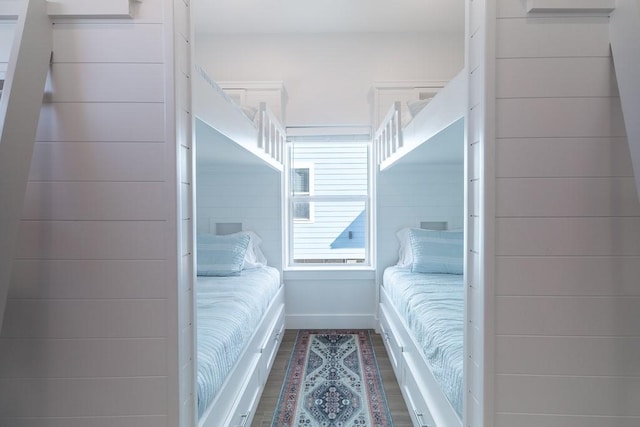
top-left (374, 70), bottom-right (467, 172)
top-left (375, 74), bottom-right (468, 424)
top-left (378, 286), bottom-right (463, 427)
top-left (194, 65), bottom-right (286, 171)
top-left (198, 285), bottom-right (285, 427)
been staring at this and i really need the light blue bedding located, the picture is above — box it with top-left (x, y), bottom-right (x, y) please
top-left (196, 266), bottom-right (281, 418)
top-left (383, 265), bottom-right (464, 417)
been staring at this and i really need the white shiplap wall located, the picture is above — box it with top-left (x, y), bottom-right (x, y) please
top-left (0, 1), bottom-right (188, 426)
top-left (196, 163), bottom-right (283, 273)
top-left (491, 2), bottom-right (640, 427)
top-left (377, 163), bottom-right (465, 279)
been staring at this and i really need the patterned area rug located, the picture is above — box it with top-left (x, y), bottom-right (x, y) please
top-left (272, 329), bottom-right (392, 427)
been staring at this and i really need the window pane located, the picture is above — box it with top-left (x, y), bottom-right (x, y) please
top-left (293, 168), bottom-right (310, 193)
top-left (293, 201), bottom-right (310, 220)
top-left (291, 142), bottom-right (368, 197)
top-left (291, 200), bottom-right (366, 264)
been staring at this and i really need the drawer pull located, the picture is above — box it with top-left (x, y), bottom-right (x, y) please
top-left (413, 409), bottom-right (430, 427)
top-left (236, 412), bottom-right (250, 427)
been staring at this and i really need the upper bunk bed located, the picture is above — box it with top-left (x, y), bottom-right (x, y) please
top-left (193, 65), bottom-right (287, 172)
top-left (373, 70), bottom-right (467, 171)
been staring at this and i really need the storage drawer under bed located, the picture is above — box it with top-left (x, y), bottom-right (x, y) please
top-left (403, 366), bottom-right (437, 427)
top-left (259, 304), bottom-right (285, 384)
top-left (224, 353), bottom-right (262, 427)
top-left (379, 304), bottom-right (404, 378)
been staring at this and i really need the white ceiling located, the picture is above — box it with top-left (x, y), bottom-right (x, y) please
top-left (193, 0), bottom-right (465, 35)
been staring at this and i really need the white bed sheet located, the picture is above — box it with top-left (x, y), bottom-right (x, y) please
top-left (196, 266), bottom-right (281, 418)
top-left (383, 265), bottom-right (464, 416)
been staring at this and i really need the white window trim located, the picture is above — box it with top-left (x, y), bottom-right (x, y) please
top-left (284, 140), bottom-right (373, 269)
top-left (291, 162), bottom-right (315, 223)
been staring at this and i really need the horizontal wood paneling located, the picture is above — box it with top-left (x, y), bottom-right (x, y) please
top-left (29, 142), bottom-right (166, 182)
top-left (377, 164), bottom-right (464, 273)
top-left (22, 182), bottom-right (166, 220)
top-left (36, 103), bottom-right (165, 142)
top-left (496, 177), bottom-right (640, 217)
top-left (0, 338), bottom-right (167, 378)
top-left (496, 336), bottom-right (640, 376)
top-left (16, 221), bottom-right (166, 260)
top-left (495, 296), bottom-right (640, 336)
top-left (496, 17), bottom-right (610, 58)
top-left (496, 97), bottom-right (626, 139)
top-left (1, 3), bottom-right (177, 426)
top-left (496, 57), bottom-right (618, 98)
top-left (1, 299), bottom-right (167, 339)
top-left (52, 23), bottom-right (163, 63)
top-left (496, 217), bottom-right (640, 256)
top-left (8, 259), bottom-right (167, 299)
top-left (496, 256), bottom-right (640, 296)
top-left (496, 137), bottom-right (633, 178)
top-left (495, 374), bottom-right (640, 416)
top-left (196, 167), bottom-right (282, 270)
top-left (48, 63), bottom-right (165, 103)
top-left (0, 377), bottom-right (168, 417)
top-left (491, 5), bottom-right (640, 426)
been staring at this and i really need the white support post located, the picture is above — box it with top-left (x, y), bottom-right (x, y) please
top-left (0, 0), bottom-right (52, 330)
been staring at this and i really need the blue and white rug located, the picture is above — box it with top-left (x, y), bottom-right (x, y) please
top-left (272, 330), bottom-right (392, 427)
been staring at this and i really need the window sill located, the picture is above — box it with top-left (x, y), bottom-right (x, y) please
top-left (283, 267), bottom-right (376, 282)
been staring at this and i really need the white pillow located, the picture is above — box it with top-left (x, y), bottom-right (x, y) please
top-left (396, 227), bottom-right (415, 267)
top-left (242, 230), bottom-right (268, 269)
top-left (197, 233), bottom-right (251, 276)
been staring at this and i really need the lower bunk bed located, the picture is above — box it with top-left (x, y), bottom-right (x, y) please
top-left (196, 232), bottom-right (285, 427)
top-left (378, 228), bottom-right (464, 427)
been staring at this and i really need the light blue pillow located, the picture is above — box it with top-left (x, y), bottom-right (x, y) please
top-left (409, 228), bottom-right (463, 275)
top-left (197, 233), bottom-right (251, 276)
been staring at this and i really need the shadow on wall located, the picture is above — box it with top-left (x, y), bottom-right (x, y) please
top-left (330, 210), bottom-right (366, 249)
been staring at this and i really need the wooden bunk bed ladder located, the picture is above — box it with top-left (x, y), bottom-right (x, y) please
top-left (0, 0), bottom-right (52, 330)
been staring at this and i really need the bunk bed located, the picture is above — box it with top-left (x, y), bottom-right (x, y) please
top-left (374, 71), bottom-right (467, 427)
top-left (194, 65), bottom-right (286, 171)
top-left (193, 65), bottom-right (287, 427)
top-left (378, 227), bottom-right (464, 427)
top-left (374, 70), bottom-right (467, 171)
top-left (196, 231), bottom-right (285, 427)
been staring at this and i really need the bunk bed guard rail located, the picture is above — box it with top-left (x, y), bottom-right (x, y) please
top-left (257, 102), bottom-right (286, 164)
top-left (375, 101), bottom-right (403, 165)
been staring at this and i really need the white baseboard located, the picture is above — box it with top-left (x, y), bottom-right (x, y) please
top-left (286, 314), bottom-right (376, 330)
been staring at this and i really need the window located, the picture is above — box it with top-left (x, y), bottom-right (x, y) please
top-left (292, 166), bottom-right (313, 221)
top-left (286, 138), bottom-right (371, 267)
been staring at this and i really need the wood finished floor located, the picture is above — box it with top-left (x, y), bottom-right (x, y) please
top-left (252, 329), bottom-right (412, 426)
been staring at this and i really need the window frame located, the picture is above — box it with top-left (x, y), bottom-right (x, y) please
top-left (284, 139), bottom-right (373, 268)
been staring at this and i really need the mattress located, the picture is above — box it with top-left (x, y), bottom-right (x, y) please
top-left (383, 265), bottom-right (464, 416)
top-left (196, 266), bottom-right (281, 418)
